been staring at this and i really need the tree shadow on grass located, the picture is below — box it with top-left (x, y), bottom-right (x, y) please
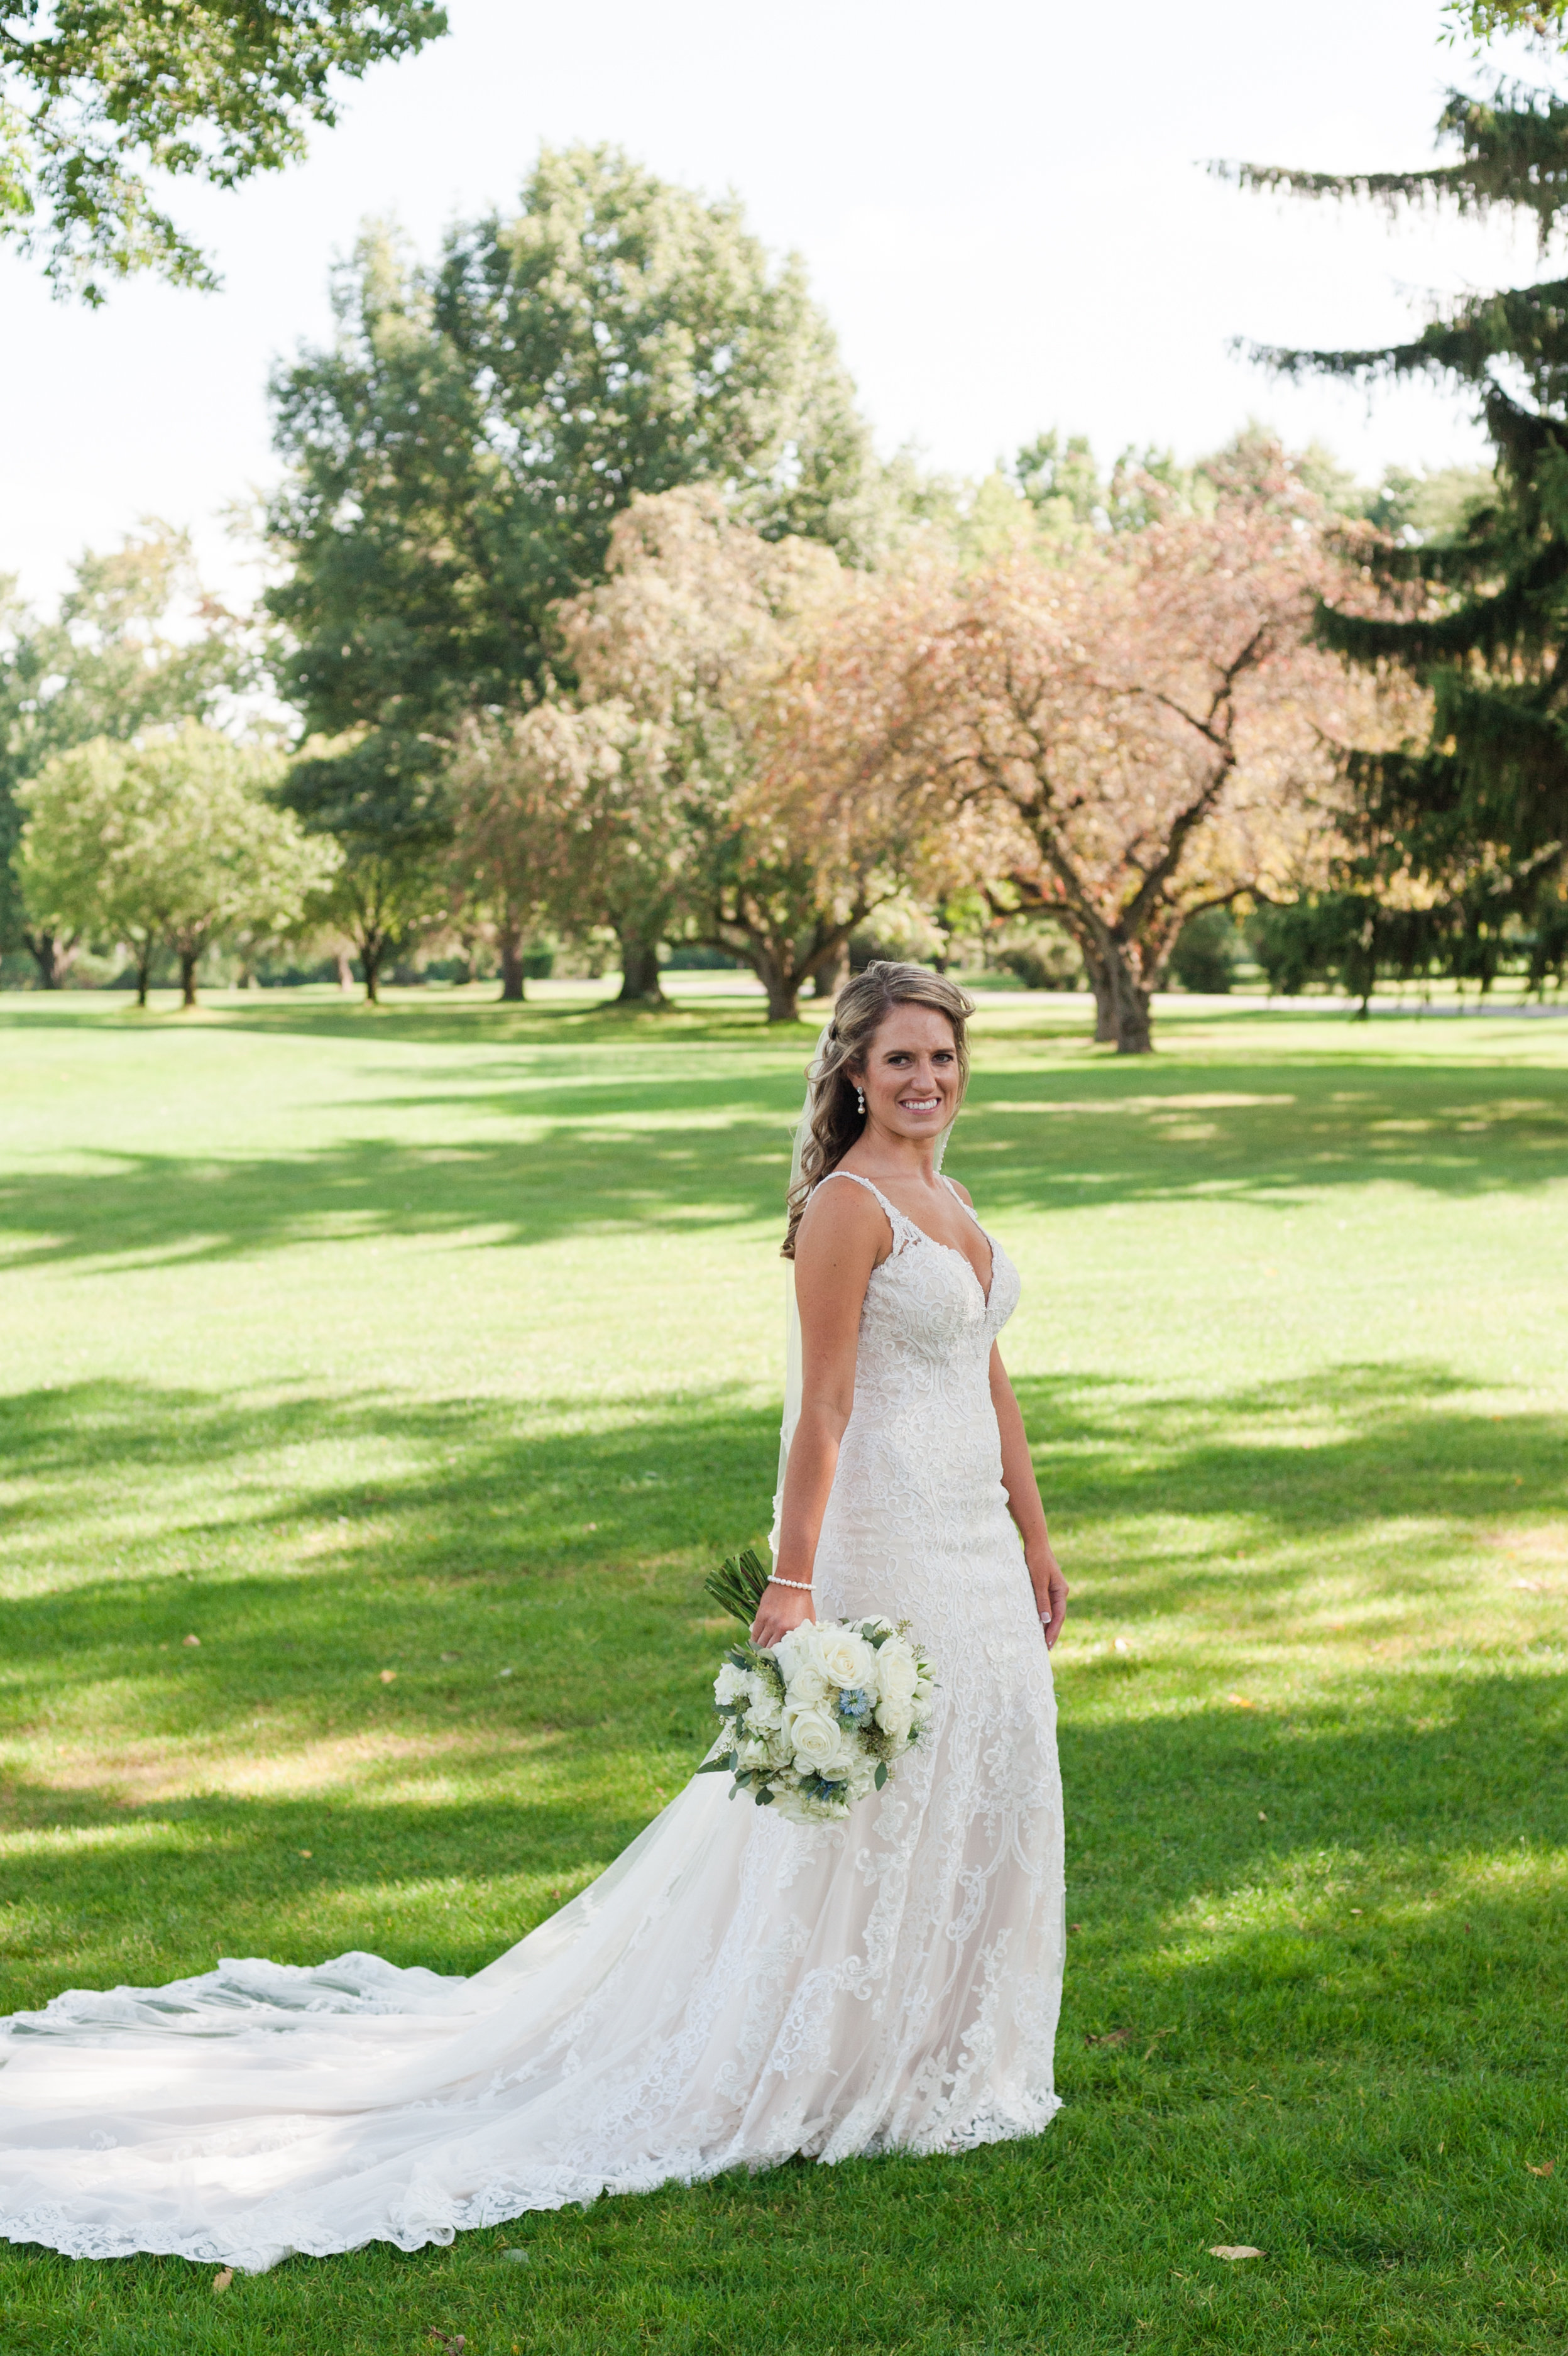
top-left (2, 1360), bottom-right (1560, 1608)
top-left (3, 1060), bottom-right (1567, 1272)
top-left (0, 994), bottom-right (804, 1052)
top-left (1, 1655), bottom-right (1561, 2081)
top-left (0, 1362), bottom-right (1561, 1926)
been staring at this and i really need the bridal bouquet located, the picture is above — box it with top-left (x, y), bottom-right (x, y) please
top-left (699, 1549), bottom-right (934, 1824)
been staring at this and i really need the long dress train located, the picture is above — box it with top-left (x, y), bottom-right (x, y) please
top-left (0, 1176), bottom-right (1065, 2269)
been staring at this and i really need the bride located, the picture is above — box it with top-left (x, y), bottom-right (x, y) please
top-left (0, 962), bottom-right (1068, 2271)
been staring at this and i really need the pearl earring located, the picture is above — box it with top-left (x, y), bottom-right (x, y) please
top-left (855, 1086), bottom-right (865, 1115)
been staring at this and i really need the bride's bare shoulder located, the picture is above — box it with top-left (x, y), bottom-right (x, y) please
top-left (795, 1171), bottom-right (887, 1260)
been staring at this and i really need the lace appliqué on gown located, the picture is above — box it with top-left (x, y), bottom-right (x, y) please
top-left (0, 1176), bottom-right (1065, 2270)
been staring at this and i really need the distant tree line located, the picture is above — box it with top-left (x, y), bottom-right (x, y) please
top-left (6, 128), bottom-right (1567, 1047)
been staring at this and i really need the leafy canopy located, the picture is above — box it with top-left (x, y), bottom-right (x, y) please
top-left (1, 1), bottom-right (447, 302)
top-left (1447, 2), bottom-right (1568, 43)
top-left (0, 523), bottom-right (250, 958)
top-left (268, 146), bottom-right (884, 855)
top-left (16, 720), bottom-right (335, 1000)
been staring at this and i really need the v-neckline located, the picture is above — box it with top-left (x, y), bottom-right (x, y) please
top-left (905, 1221), bottom-right (994, 1311)
top-left (870, 1181), bottom-right (995, 1311)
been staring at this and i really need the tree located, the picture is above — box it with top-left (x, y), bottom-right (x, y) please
top-left (799, 463), bottom-right (1395, 1051)
top-left (555, 488), bottom-right (950, 1023)
top-left (1, 1), bottom-right (446, 302)
top-left (976, 488), bottom-right (1394, 1050)
top-left (1224, 53), bottom-right (1568, 978)
top-left (304, 836), bottom-right (446, 1004)
top-left (446, 706), bottom-right (601, 1000)
top-left (552, 488), bottom-right (835, 1007)
top-left (1, 523), bottom-right (249, 983)
top-left (265, 148), bottom-right (888, 865)
top-left (16, 723), bottom-right (336, 1005)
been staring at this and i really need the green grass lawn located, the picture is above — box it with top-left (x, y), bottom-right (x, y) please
top-left (1, 983), bottom-right (1565, 2355)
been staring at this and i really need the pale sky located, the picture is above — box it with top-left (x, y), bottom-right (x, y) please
top-left (2, 0), bottom-right (1552, 610)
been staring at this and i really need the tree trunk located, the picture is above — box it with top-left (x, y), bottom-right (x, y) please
top-left (24, 929), bottom-right (75, 989)
top-left (616, 926), bottom-right (667, 1005)
top-left (361, 938), bottom-right (383, 1004)
top-left (179, 950), bottom-right (200, 1009)
top-left (764, 970), bottom-right (800, 1022)
top-left (134, 946), bottom-right (153, 1008)
top-left (1114, 987), bottom-right (1153, 1053)
top-left (810, 941), bottom-right (849, 999)
top-left (1085, 936), bottom-right (1153, 1053)
top-left (1079, 941), bottom-right (1119, 1043)
top-left (498, 932), bottom-right (525, 1002)
top-left (336, 948), bottom-right (355, 993)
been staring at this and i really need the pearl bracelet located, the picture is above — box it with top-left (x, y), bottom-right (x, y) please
top-left (767, 1574), bottom-right (813, 1591)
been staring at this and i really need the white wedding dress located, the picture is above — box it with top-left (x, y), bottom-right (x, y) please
top-left (0, 1174), bottom-right (1064, 2270)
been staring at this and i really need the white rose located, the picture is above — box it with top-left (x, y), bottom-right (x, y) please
top-left (782, 1662), bottom-right (830, 1710)
top-left (875, 1702), bottom-right (914, 1746)
top-left (875, 1646), bottom-right (919, 1707)
top-left (743, 1674), bottom-right (784, 1731)
top-left (786, 1706), bottom-right (850, 1773)
top-left (777, 1621), bottom-right (826, 1679)
top-left (817, 1629), bottom-right (877, 1690)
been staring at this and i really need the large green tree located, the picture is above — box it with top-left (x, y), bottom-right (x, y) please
top-left (1, 525), bottom-right (249, 982)
top-left (266, 146), bottom-right (887, 898)
top-left (1226, 46), bottom-right (1568, 991)
top-left (1, 1), bottom-right (446, 302)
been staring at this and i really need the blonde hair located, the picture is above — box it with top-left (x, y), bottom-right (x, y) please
top-left (782, 962), bottom-right (975, 1258)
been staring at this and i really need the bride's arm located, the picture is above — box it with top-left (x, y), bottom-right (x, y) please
top-left (749, 1184), bottom-right (884, 1648)
top-left (990, 1345), bottom-right (1069, 1648)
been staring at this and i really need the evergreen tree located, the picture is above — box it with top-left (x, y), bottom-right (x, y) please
top-left (1226, 53), bottom-right (1568, 997)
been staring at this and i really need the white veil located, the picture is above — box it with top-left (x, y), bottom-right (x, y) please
top-left (769, 1017), bottom-right (951, 1557)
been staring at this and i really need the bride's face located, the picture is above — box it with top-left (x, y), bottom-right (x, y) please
top-left (855, 1007), bottom-right (962, 1142)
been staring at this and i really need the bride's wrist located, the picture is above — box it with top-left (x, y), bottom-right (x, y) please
top-left (1025, 1543), bottom-right (1058, 1596)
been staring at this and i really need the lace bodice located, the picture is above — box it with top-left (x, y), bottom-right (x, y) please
top-left (811, 1168), bottom-right (1022, 1618)
top-left (0, 1177), bottom-right (1064, 2272)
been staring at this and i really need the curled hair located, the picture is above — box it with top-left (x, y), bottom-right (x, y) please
top-left (782, 962), bottom-right (975, 1257)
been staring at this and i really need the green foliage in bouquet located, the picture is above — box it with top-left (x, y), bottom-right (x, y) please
top-left (696, 1637), bottom-right (788, 1802)
top-left (702, 1546), bottom-right (773, 1627)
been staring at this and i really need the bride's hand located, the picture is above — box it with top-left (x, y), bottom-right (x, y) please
top-left (1031, 1548), bottom-right (1069, 1650)
top-left (749, 1580), bottom-right (816, 1650)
